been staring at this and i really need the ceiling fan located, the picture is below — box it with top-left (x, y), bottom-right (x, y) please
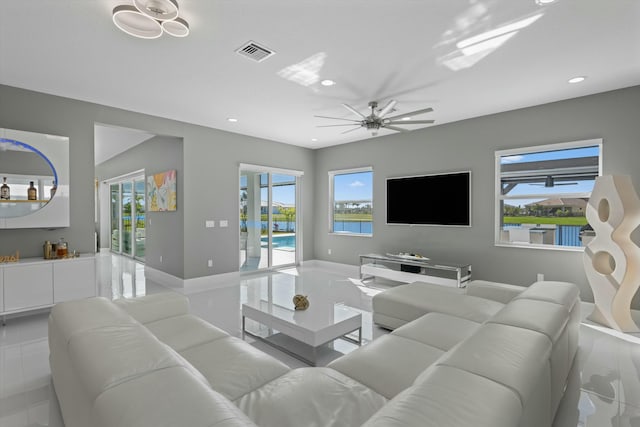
top-left (315, 100), bottom-right (435, 136)
top-left (531, 176), bottom-right (578, 188)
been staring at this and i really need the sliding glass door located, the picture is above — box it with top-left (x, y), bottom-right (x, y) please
top-left (240, 165), bottom-right (301, 272)
top-left (109, 174), bottom-right (145, 261)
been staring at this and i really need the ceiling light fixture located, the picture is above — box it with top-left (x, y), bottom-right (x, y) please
top-left (113, 0), bottom-right (189, 39)
top-left (568, 76), bottom-right (586, 84)
top-left (227, 118), bottom-right (238, 122)
top-left (535, 0), bottom-right (557, 5)
top-left (320, 79), bottom-right (336, 87)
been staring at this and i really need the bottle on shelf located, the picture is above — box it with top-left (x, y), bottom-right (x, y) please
top-left (28, 181), bottom-right (37, 200)
top-left (1, 177), bottom-right (10, 200)
top-left (50, 180), bottom-right (57, 199)
top-left (43, 240), bottom-right (53, 259)
top-left (56, 237), bottom-right (68, 258)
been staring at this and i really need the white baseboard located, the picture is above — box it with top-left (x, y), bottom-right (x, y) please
top-left (144, 265), bottom-right (184, 288)
top-left (299, 260), bottom-right (360, 277)
top-left (144, 265), bottom-right (241, 293)
top-left (145, 260), bottom-right (358, 291)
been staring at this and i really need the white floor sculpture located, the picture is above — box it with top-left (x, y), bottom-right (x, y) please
top-left (583, 175), bottom-right (640, 332)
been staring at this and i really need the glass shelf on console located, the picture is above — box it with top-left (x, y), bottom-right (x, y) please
top-left (0, 199), bottom-right (52, 218)
top-left (359, 253), bottom-right (471, 288)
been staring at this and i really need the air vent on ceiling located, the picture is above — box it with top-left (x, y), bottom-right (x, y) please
top-left (235, 41), bottom-right (275, 62)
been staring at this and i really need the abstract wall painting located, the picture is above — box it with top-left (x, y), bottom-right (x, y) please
top-left (147, 170), bottom-right (177, 212)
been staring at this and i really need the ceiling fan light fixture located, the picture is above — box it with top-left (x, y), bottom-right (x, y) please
top-left (113, 0), bottom-right (188, 39)
top-left (162, 17), bottom-right (189, 37)
top-left (112, 5), bottom-right (162, 39)
top-left (133, 0), bottom-right (179, 20)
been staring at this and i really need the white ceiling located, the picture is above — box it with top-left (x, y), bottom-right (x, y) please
top-left (2, 0), bottom-right (639, 151)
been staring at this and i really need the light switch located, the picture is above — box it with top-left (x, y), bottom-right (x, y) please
top-left (220, 220), bottom-right (228, 227)
top-left (205, 220), bottom-right (215, 228)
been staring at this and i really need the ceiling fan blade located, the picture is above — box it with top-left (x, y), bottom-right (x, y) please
top-left (314, 115), bottom-right (361, 122)
top-left (384, 125), bottom-right (409, 132)
top-left (387, 107), bottom-right (433, 121)
top-left (316, 124), bottom-right (364, 128)
top-left (386, 120), bottom-right (435, 125)
top-left (341, 127), bottom-right (362, 134)
top-left (377, 100), bottom-right (397, 119)
top-left (342, 103), bottom-right (366, 119)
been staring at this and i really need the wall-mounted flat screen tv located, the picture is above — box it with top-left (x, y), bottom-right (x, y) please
top-left (386, 171), bottom-right (471, 226)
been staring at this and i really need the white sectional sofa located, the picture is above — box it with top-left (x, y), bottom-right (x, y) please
top-left (48, 279), bottom-right (580, 427)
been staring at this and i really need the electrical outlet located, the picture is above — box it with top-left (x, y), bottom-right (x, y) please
top-left (537, 273), bottom-right (544, 281)
top-left (160, 255), bottom-right (163, 263)
top-left (208, 259), bottom-right (213, 268)
top-left (328, 248), bottom-right (332, 255)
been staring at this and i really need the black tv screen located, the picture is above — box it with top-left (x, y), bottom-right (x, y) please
top-left (386, 171), bottom-right (471, 226)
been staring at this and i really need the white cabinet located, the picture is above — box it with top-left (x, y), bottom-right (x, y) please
top-left (1, 255), bottom-right (96, 316)
top-left (3, 263), bottom-right (53, 311)
top-left (53, 257), bottom-right (96, 303)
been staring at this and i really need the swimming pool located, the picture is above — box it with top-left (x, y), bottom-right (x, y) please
top-left (261, 234), bottom-right (296, 250)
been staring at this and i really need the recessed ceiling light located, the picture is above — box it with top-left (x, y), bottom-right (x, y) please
top-left (320, 79), bottom-right (336, 87)
top-left (311, 138), bottom-right (318, 142)
top-left (535, 0), bottom-right (557, 4)
top-left (227, 118), bottom-right (238, 122)
top-left (401, 117), bottom-right (412, 121)
top-left (568, 76), bottom-right (586, 84)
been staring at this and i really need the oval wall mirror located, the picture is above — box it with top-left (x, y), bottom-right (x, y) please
top-left (0, 128), bottom-right (69, 228)
top-left (0, 138), bottom-right (57, 218)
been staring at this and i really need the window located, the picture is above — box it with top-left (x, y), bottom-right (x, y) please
top-left (495, 139), bottom-right (602, 249)
top-left (329, 167), bottom-right (373, 236)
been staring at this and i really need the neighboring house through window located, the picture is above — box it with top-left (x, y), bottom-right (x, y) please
top-left (495, 139), bottom-right (602, 249)
top-left (329, 167), bottom-right (373, 236)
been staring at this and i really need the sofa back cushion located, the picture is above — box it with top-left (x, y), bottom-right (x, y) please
top-left (113, 291), bottom-right (189, 324)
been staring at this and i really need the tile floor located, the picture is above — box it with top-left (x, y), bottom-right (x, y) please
top-left (1, 252), bottom-right (639, 426)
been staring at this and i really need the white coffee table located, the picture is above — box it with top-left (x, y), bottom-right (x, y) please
top-left (242, 301), bottom-right (362, 366)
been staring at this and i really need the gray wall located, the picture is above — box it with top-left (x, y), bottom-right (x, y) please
top-left (2, 83), bottom-right (639, 307)
top-left (314, 85), bottom-right (640, 306)
top-left (0, 84), bottom-right (316, 280)
top-left (95, 135), bottom-right (184, 278)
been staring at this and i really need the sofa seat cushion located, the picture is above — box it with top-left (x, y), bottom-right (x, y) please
top-left (114, 291), bottom-right (189, 324)
top-left (372, 281), bottom-right (505, 327)
top-left (145, 314), bottom-right (229, 352)
top-left (179, 336), bottom-right (290, 401)
top-left (391, 312), bottom-right (480, 351)
top-left (361, 365), bottom-right (522, 427)
top-left (235, 367), bottom-right (387, 427)
top-left (327, 334), bottom-right (445, 399)
top-left (488, 299), bottom-right (568, 344)
top-left (94, 366), bottom-right (258, 427)
top-left (427, 323), bottom-right (551, 408)
top-left (68, 323), bottom-right (185, 401)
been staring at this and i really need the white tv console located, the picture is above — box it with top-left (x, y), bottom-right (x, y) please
top-left (359, 253), bottom-right (471, 288)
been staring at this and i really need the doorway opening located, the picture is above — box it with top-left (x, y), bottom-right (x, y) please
top-left (240, 164), bottom-right (302, 272)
